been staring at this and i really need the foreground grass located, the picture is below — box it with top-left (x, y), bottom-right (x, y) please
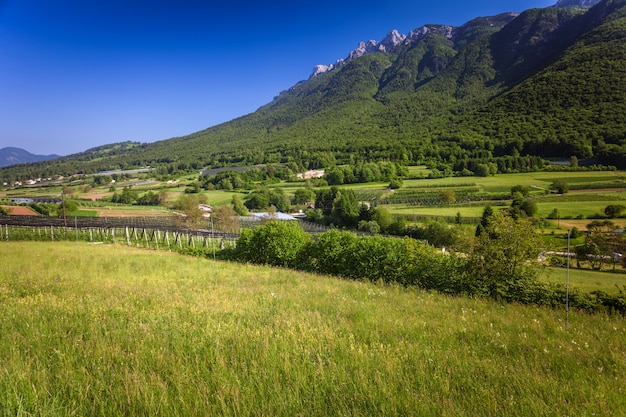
top-left (1, 242), bottom-right (624, 416)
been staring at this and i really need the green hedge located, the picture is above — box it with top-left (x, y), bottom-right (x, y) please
top-left (230, 223), bottom-right (626, 315)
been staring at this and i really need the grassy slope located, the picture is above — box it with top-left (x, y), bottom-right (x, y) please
top-left (1, 242), bottom-right (624, 416)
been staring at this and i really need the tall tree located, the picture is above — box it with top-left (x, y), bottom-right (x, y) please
top-left (466, 211), bottom-right (543, 299)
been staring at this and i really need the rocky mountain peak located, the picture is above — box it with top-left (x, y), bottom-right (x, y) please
top-left (407, 24), bottom-right (454, 42)
top-left (381, 29), bottom-right (407, 49)
top-left (555, 0), bottom-right (601, 7)
top-left (310, 12), bottom-right (519, 79)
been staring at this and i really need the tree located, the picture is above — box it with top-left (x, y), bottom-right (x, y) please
top-left (475, 205), bottom-right (494, 237)
top-left (550, 180), bottom-right (569, 194)
top-left (466, 211), bottom-right (543, 300)
top-left (231, 194), bottom-right (248, 216)
top-left (358, 220), bottom-right (381, 234)
top-left (440, 189), bottom-right (456, 203)
top-left (369, 206), bottom-right (394, 232)
top-left (419, 219), bottom-right (460, 249)
top-left (294, 188), bottom-right (315, 205)
top-left (577, 220), bottom-right (624, 270)
top-left (547, 208), bottom-right (560, 219)
top-left (519, 199), bottom-right (538, 217)
top-left (59, 200), bottom-right (77, 217)
top-left (173, 194), bottom-right (205, 230)
top-left (211, 205), bottom-right (240, 234)
top-left (604, 204), bottom-right (625, 218)
top-left (244, 190), bottom-right (270, 210)
top-left (510, 185), bottom-right (530, 197)
top-left (388, 178), bottom-right (403, 189)
top-left (325, 167), bottom-right (345, 185)
top-left (315, 187), bottom-right (338, 216)
top-left (111, 186), bottom-right (138, 204)
top-left (330, 189), bottom-right (360, 227)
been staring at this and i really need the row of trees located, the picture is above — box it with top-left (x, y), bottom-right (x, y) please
top-left (228, 214), bottom-right (625, 314)
top-left (323, 162), bottom-right (409, 185)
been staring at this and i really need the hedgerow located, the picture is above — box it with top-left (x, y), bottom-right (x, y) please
top-left (229, 222), bottom-right (626, 315)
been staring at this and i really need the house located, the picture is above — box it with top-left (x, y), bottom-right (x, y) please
top-left (296, 170), bottom-right (325, 179)
top-left (199, 204), bottom-right (213, 218)
top-left (245, 211), bottom-right (298, 221)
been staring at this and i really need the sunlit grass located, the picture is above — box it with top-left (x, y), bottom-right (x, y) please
top-left (1, 241), bottom-right (624, 416)
top-left (542, 267), bottom-right (626, 294)
top-left (536, 200), bottom-right (626, 218)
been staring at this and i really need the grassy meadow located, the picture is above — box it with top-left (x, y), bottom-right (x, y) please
top-left (1, 241), bottom-right (624, 416)
top-left (543, 267), bottom-right (626, 294)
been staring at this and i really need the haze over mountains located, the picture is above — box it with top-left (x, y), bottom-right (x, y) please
top-left (0, 147), bottom-right (60, 168)
top-left (1, 0), bottom-right (624, 181)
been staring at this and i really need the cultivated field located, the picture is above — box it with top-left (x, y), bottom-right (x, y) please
top-left (0, 205), bottom-right (38, 215)
top-left (1, 241), bottom-right (624, 416)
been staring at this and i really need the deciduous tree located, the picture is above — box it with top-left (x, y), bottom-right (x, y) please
top-left (466, 211), bottom-right (543, 300)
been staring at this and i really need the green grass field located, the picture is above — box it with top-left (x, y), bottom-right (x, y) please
top-left (68, 209), bottom-right (98, 217)
top-left (543, 267), bottom-right (626, 294)
top-left (1, 241), bottom-right (624, 416)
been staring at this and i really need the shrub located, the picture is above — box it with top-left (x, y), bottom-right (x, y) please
top-left (604, 204), bottom-right (626, 218)
top-left (388, 178), bottom-right (403, 189)
top-left (234, 221), bottom-right (312, 268)
top-left (550, 180), bottom-right (569, 194)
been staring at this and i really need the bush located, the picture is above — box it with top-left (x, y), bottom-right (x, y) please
top-left (311, 230), bottom-right (465, 288)
top-left (233, 221), bottom-right (312, 268)
top-left (388, 178), bottom-right (403, 189)
top-left (604, 204), bottom-right (626, 218)
top-left (229, 217), bottom-right (626, 315)
top-left (550, 180), bottom-right (569, 194)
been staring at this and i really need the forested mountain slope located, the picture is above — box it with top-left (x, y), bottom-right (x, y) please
top-left (2, 0), bottom-right (625, 182)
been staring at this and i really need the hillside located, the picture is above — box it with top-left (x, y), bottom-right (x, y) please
top-left (1, 0), bottom-right (625, 182)
top-left (1, 242), bottom-right (624, 415)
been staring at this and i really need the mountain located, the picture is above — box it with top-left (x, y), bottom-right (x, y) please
top-left (1, 0), bottom-right (625, 182)
top-left (0, 147), bottom-right (60, 168)
top-left (556, 0), bottom-right (602, 7)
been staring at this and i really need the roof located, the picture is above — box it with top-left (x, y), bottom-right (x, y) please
top-left (249, 211), bottom-right (297, 221)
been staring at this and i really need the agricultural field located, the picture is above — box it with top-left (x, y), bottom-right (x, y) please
top-left (1, 241), bottom-right (624, 416)
top-left (2, 168), bottom-right (626, 227)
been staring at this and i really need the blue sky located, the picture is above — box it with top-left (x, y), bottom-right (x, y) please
top-left (1, 0), bottom-right (555, 156)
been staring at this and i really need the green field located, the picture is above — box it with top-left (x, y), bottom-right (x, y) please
top-left (3, 169), bottom-right (626, 230)
top-left (68, 209), bottom-right (98, 217)
top-left (1, 241), bottom-right (624, 416)
top-left (543, 267), bottom-right (626, 294)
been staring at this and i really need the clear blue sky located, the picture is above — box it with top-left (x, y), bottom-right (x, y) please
top-left (0, 0), bottom-right (555, 156)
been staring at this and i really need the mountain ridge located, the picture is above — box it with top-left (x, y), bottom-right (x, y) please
top-left (309, 0), bottom-right (602, 79)
top-left (1, 0), bottom-right (624, 181)
top-left (0, 147), bottom-right (60, 169)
